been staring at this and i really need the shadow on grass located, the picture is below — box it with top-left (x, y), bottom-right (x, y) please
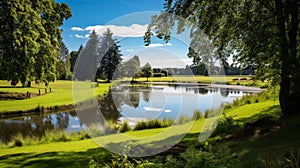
top-left (216, 108), bottom-right (300, 167)
top-left (0, 147), bottom-right (111, 168)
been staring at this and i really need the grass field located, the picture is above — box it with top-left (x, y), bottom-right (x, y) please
top-left (0, 90), bottom-right (285, 167)
top-left (0, 80), bottom-right (111, 113)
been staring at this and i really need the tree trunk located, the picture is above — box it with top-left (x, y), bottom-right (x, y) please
top-left (275, 0), bottom-right (290, 116)
top-left (26, 81), bottom-right (31, 87)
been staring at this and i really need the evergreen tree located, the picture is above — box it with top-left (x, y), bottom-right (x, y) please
top-left (99, 29), bottom-right (122, 82)
top-left (70, 45), bottom-right (83, 73)
top-left (56, 42), bottom-right (71, 80)
top-left (74, 30), bottom-right (99, 81)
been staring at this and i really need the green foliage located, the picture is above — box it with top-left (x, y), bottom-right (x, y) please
top-left (89, 147), bottom-right (240, 168)
top-left (192, 109), bottom-right (203, 120)
top-left (153, 73), bottom-right (165, 77)
top-left (89, 153), bottom-right (156, 168)
top-left (118, 121), bottom-right (132, 133)
top-left (258, 150), bottom-right (300, 168)
top-left (229, 89), bottom-right (278, 109)
top-left (141, 62), bottom-right (153, 81)
top-left (56, 42), bottom-right (72, 80)
top-left (211, 114), bottom-right (241, 137)
top-left (75, 30), bottom-right (99, 81)
top-left (0, 0), bottom-right (72, 86)
top-left (160, 69), bottom-right (168, 77)
top-left (121, 55), bottom-right (141, 81)
top-left (2, 130), bottom-right (90, 147)
top-left (133, 119), bottom-right (174, 131)
top-left (99, 29), bottom-right (122, 82)
top-left (146, 0), bottom-right (300, 115)
top-left (70, 45), bottom-right (82, 72)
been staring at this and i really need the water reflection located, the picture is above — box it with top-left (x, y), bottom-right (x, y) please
top-left (1, 84), bottom-right (253, 143)
top-left (0, 111), bottom-right (77, 143)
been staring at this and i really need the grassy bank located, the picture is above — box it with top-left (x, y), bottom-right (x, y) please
top-left (0, 88), bottom-right (288, 167)
top-left (126, 75), bottom-right (268, 87)
top-left (0, 80), bottom-right (110, 113)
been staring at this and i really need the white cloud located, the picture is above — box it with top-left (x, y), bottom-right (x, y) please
top-left (71, 27), bottom-right (85, 31)
top-left (85, 24), bottom-right (148, 37)
top-left (126, 49), bottom-right (134, 52)
top-left (75, 34), bottom-right (87, 39)
top-left (144, 43), bottom-right (172, 48)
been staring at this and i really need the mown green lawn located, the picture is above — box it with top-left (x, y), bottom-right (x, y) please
top-left (0, 94), bottom-right (282, 167)
top-left (0, 80), bottom-right (111, 113)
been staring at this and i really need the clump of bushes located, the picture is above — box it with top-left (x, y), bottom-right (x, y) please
top-left (192, 110), bottom-right (203, 120)
top-left (258, 150), bottom-right (300, 168)
top-left (5, 130), bottom-right (90, 147)
top-left (89, 146), bottom-right (241, 168)
top-left (153, 73), bottom-right (165, 77)
top-left (133, 119), bottom-right (174, 131)
top-left (211, 114), bottom-right (241, 137)
top-left (118, 121), bottom-right (131, 133)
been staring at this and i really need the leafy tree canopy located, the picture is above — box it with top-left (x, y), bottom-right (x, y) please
top-left (145, 0), bottom-right (299, 116)
top-left (0, 0), bottom-right (71, 86)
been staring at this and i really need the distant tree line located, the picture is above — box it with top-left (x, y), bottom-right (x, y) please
top-left (152, 65), bottom-right (254, 76)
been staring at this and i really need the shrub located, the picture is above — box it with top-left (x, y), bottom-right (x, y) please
top-left (246, 99), bottom-right (251, 104)
top-left (34, 105), bottom-right (44, 112)
top-left (193, 110), bottom-right (203, 120)
top-left (118, 121), bottom-right (131, 133)
top-left (166, 147), bottom-right (241, 168)
top-left (153, 73), bottom-right (165, 77)
top-left (134, 121), bottom-right (148, 131)
top-left (133, 119), bottom-right (173, 131)
top-left (204, 110), bottom-right (209, 118)
top-left (211, 114), bottom-right (240, 137)
top-left (258, 150), bottom-right (300, 168)
top-left (160, 69), bottom-right (168, 77)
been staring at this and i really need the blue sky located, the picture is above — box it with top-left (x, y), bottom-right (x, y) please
top-left (56, 0), bottom-right (193, 68)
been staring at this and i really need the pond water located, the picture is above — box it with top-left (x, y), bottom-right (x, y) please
top-left (0, 84), bottom-right (257, 143)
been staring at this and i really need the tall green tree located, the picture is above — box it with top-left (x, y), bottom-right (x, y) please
top-left (0, 0), bottom-right (71, 86)
top-left (70, 45), bottom-right (83, 73)
top-left (56, 42), bottom-right (71, 80)
top-left (145, 0), bottom-right (300, 116)
top-left (74, 30), bottom-right (99, 81)
top-left (141, 62), bottom-right (153, 82)
top-left (99, 29), bottom-right (122, 82)
top-left (122, 55), bottom-right (141, 81)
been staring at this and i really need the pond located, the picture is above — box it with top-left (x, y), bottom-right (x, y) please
top-left (0, 84), bottom-right (260, 143)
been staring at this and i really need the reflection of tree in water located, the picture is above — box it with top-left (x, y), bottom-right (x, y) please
top-left (116, 85), bottom-right (141, 108)
top-left (128, 86), bottom-right (140, 108)
top-left (142, 86), bottom-right (151, 102)
top-left (98, 90), bottom-right (121, 123)
top-left (220, 88), bottom-right (229, 97)
top-left (56, 113), bottom-right (70, 129)
top-left (0, 112), bottom-right (71, 143)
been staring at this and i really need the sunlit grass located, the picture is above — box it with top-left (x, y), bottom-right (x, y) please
top-left (0, 80), bottom-right (111, 113)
